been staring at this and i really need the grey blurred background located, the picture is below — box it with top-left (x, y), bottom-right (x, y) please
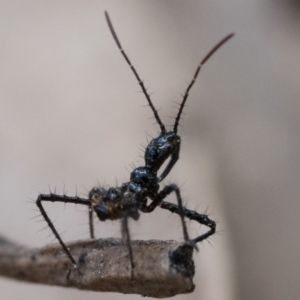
top-left (0, 1), bottom-right (300, 300)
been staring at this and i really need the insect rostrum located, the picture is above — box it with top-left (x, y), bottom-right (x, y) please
top-left (36, 11), bottom-right (234, 279)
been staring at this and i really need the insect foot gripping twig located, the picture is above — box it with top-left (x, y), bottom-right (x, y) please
top-left (0, 235), bottom-right (195, 298)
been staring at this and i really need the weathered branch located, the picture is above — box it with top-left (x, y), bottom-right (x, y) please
top-left (0, 236), bottom-right (195, 298)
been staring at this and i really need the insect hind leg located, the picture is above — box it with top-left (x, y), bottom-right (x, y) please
top-left (36, 193), bottom-right (91, 266)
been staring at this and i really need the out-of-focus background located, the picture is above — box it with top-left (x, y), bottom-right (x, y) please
top-left (1, 1), bottom-right (300, 300)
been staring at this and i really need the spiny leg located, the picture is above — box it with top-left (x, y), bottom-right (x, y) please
top-left (141, 184), bottom-right (190, 244)
top-left (173, 33), bottom-right (234, 133)
top-left (105, 11), bottom-right (166, 134)
top-left (36, 193), bottom-right (91, 266)
top-left (88, 205), bottom-right (95, 239)
top-left (121, 216), bottom-right (134, 280)
top-left (160, 201), bottom-right (216, 244)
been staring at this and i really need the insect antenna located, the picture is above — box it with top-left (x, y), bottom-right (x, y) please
top-left (173, 33), bottom-right (234, 134)
top-left (105, 11), bottom-right (166, 134)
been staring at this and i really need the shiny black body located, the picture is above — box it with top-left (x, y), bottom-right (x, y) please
top-left (36, 12), bottom-right (234, 277)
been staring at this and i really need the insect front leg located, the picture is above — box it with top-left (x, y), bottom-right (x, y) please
top-left (141, 184), bottom-right (190, 244)
top-left (36, 193), bottom-right (91, 266)
top-left (159, 201), bottom-right (216, 244)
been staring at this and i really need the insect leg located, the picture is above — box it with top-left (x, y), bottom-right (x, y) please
top-left (160, 201), bottom-right (216, 244)
top-left (36, 193), bottom-right (91, 266)
top-left (121, 216), bottom-right (134, 280)
top-left (141, 184), bottom-right (190, 243)
top-left (88, 205), bottom-right (95, 239)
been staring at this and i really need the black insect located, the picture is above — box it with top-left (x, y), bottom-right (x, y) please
top-left (36, 11), bottom-right (234, 278)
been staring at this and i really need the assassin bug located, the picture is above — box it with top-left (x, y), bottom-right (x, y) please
top-left (36, 11), bottom-right (234, 278)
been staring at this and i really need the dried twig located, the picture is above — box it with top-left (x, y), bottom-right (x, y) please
top-left (0, 236), bottom-right (195, 298)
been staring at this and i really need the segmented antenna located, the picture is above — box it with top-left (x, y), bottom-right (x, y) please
top-left (173, 33), bottom-right (234, 134)
top-left (105, 11), bottom-right (166, 134)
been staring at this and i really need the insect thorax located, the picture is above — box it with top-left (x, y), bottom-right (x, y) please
top-left (89, 166), bottom-right (159, 222)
